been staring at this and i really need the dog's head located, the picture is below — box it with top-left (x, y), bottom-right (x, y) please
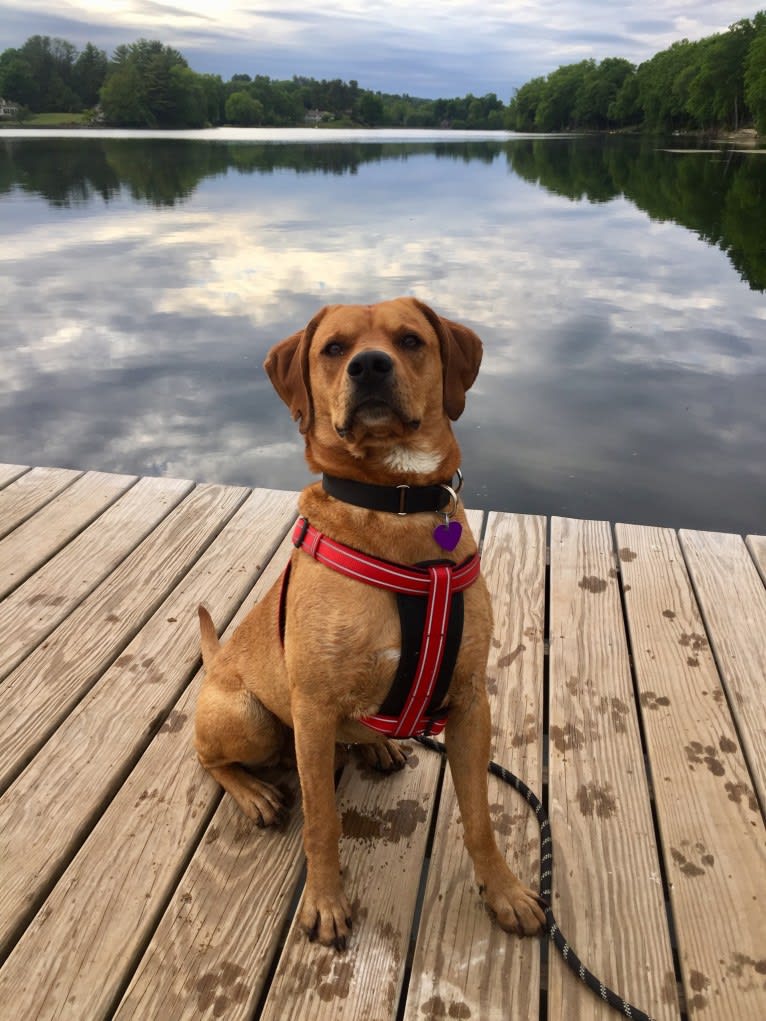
top-left (264, 298), bottom-right (482, 481)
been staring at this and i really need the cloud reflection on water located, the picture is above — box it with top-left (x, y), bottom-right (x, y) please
top-left (0, 137), bottom-right (764, 533)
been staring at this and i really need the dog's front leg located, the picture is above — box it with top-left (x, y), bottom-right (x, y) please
top-left (446, 686), bottom-right (546, 936)
top-left (292, 697), bottom-right (352, 951)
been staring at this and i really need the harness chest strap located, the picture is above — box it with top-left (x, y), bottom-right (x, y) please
top-left (285, 517), bottom-right (481, 738)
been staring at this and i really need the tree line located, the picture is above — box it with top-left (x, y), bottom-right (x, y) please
top-left (1, 17), bottom-right (764, 132)
top-left (0, 35), bottom-right (505, 129)
top-left (508, 12), bottom-right (766, 134)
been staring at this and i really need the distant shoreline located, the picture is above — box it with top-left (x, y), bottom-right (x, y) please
top-left (3, 121), bottom-right (763, 143)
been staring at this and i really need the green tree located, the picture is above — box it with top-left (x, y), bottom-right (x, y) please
top-left (634, 41), bottom-right (700, 130)
top-left (356, 91), bottom-right (384, 125)
top-left (169, 65), bottom-right (207, 127)
top-left (72, 42), bottom-right (108, 108)
top-left (686, 21), bottom-right (754, 129)
top-left (575, 58), bottom-right (635, 128)
top-left (100, 63), bottom-right (150, 125)
top-left (535, 61), bottom-right (593, 130)
top-left (225, 90), bottom-right (264, 125)
top-left (507, 77), bottom-right (546, 130)
top-left (100, 39), bottom-right (193, 126)
top-left (609, 70), bottom-right (641, 125)
top-left (744, 14), bottom-right (766, 132)
top-left (200, 74), bottom-right (226, 125)
top-left (0, 50), bottom-right (39, 108)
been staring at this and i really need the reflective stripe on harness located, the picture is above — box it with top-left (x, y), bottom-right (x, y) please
top-left (287, 517), bottom-right (481, 738)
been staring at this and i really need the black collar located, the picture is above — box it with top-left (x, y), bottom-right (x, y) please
top-left (322, 473), bottom-right (455, 515)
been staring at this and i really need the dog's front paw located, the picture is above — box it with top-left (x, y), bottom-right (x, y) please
top-left (479, 867), bottom-right (546, 936)
top-left (300, 885), bottom-right (353, 951)
top-left (356, 739), bottom-right (410, 774)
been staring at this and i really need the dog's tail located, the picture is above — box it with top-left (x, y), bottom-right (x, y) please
top-left (198, 604), bottom-right (221, 665)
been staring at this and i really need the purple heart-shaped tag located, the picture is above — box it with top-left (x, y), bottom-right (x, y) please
top-left (433, 520), bottom-right (462, 551)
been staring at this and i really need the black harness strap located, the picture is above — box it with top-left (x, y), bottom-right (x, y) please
top-left (378, 567), bottom-right (464, 726)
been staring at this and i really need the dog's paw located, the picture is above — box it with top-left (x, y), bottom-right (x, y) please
top-left (300, 886), bottom-right (353, 952)
top-left (356, 739), bottom-right (410, 774)
top-left (233, 775), bottom-right (288, 828)
top-left (479, 869), bottom-right (547, 936)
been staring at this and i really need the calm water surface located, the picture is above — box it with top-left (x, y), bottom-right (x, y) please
top-left (1, 130), bottom-right (764, 534)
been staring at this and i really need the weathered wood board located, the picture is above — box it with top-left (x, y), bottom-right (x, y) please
top-left (547, 516), bottom-right (677, 1021)
top-left (617, 523), bottom-right (766, 1020)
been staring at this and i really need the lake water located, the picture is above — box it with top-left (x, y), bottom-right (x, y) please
top-left (1, 129), bottom-right (764, 534)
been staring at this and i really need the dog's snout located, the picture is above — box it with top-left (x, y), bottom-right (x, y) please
top-left (347, 350), bottom-right (393, 384)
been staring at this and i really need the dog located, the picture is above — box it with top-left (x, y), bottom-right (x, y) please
top-left (194, 297), bottom-right (545, 950)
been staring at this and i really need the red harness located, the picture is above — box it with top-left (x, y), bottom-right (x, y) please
top-left (282, 517), bottom-right (481, 738)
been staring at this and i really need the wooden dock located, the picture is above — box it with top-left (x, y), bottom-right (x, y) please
top-left (0, 464), bottom-right (763, 1020)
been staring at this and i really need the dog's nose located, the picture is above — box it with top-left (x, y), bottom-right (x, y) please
top-left (347, 350), bottom-right (393, 384)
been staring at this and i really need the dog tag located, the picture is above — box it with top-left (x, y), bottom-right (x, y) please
top-left (433, 520), bottom-right (462, 551)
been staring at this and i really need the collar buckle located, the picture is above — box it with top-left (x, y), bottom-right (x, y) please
top-left (396, 484), bottom-right (410, 515)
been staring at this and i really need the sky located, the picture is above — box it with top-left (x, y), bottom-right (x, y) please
top-left (0, 1), bottom-right (760, 98)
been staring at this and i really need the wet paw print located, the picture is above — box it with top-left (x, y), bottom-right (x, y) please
top-left (670, 841), bottom-right (715, 879)
top-left (195, 962), bottom-right (248, 1016)
top-left (510, 711), bottom-right (537, 748)
top-left (679, 631), bottom-right (708, 667)
top-left (640, 690), bottom-right (671, 711)
top-left (549, 723), bottom-right (586, 755)
top-left (578, 782), bottom-right (618, 819)
top-left (724, 781), bottom-right (759, 813)
top-left (685, 741), bottom-right (725, 776)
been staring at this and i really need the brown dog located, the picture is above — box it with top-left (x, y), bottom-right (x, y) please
top-left (194, 297), bottom-right (545, 949)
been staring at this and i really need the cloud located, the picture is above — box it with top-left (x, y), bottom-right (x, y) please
top-left (0, 1), bottom-right (753, 96)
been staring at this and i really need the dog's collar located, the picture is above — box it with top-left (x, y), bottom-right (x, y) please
top-left (322, 469), bottom-right (463, 517)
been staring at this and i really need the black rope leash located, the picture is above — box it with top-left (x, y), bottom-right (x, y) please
top-left (416, 735), bottom-right (656, 1021)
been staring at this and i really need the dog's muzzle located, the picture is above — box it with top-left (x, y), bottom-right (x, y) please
top-left (337, 348), bottom-right (414, 436)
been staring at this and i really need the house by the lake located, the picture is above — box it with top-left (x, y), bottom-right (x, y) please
top-left (0, 98), bottom-right (20, 119)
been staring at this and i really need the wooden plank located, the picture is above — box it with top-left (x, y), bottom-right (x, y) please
top-left (617, 523), bottom-right (766, 1020)
top-left (0, 482), bottom-right (247, 797)
top-left (547, 517), bottom-right (678, 1021)
top-left (0, 466), bottom-right (82, 539)
top-left (0, 464), bottom-right (28, 489)
top-left (112, 528), bottom-right (301, 1021)
top-left (0, 475), bottom-right (193, 682)
top-left (0, 470), bottom-right (137, 599)
top-left (679, 529), bottom-right (766, 810)
top-left (746, 534), bottom-right (766, 586)
top-left (403, 511), bottom-right (546, 1021)
top-left (0, 490), bottom-right (297, 1016)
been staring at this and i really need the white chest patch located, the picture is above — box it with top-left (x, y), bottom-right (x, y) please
top-left (383, 446), bottom-right (443, 475)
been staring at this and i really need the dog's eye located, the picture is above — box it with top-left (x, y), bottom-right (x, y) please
top-left (399, 333), bottom-right (423, 351)
top-left (322, 341), bottom-right (345, 357)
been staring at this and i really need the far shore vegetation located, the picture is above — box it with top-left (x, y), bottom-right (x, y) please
top-left (1, 12), bottom-right (765, 135)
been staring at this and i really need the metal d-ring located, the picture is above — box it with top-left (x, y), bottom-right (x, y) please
top-left (453, 467), bottom-right (464, 495)
top-left (439, 483), bottom-right (459, 520)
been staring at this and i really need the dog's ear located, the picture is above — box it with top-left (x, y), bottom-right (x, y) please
top-left (264, 309), bottom-right (329, 434)
top-left (411, 299), bottom-right (483, 420)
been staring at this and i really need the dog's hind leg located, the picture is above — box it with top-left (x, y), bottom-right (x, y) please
top-left (194, 683), bottom-right (289, 827)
